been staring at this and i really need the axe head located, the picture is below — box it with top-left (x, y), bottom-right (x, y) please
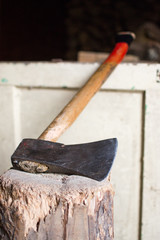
top-left (11, 138), bottom-right (118, 181)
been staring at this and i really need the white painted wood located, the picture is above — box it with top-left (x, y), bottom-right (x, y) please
top-left (0, 62), bottom-right (160, 90)
top-left (0, 86), bottom-right (15, 173)
top-left (0, 62), bottom-right (160, 239)
top-left (142, 90), bottom-right (160, 239)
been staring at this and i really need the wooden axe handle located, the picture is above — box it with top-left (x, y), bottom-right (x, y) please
top-left (39, 32), bottom-right (135, 142)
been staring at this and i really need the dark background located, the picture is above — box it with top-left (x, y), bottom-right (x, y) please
top-left (0, 0), bottom-right (160, 61)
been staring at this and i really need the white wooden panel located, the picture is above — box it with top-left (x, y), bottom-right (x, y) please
top-left (0, 62), bottom-right (160, 239)
top-left (142, 90), bottom-right (160, 239)
top-left (0, 62), bottom-right (160, 90)
top-left (14, 87), bottom-right (142, 240)
top-left (0, 86), bottom-right (15, 173)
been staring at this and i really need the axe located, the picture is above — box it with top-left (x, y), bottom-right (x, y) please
top-left (11, 32), bottom-right (135, 181)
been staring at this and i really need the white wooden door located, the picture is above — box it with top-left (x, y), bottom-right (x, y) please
top-left (0, 62), bottom-right (160, 239)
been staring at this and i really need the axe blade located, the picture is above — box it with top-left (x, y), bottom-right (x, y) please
top-left (11, 138), bottom-right (118, 181)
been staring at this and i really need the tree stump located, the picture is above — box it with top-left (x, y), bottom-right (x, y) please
top-left (0, 169), bottom-right (114, 240)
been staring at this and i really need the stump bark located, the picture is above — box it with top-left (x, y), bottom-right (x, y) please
top-left (0, 169), bottom-right (114, 240)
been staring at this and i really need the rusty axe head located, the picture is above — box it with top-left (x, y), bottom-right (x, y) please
top-left (11, 138), bottom-right (118, 181)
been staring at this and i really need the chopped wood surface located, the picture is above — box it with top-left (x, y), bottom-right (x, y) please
top-left (0, 169), bottom-right (114, 240)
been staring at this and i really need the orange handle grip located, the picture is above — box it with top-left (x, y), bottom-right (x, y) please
top-left (39, 32), bottom-right (135, 142)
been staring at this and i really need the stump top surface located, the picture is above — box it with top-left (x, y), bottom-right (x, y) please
top-left (0, 169), bottom-right (112, 194)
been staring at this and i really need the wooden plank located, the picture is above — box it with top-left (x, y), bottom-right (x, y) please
top-left (78, 51), bottom-right (139, 63)
top-left (0, 62), bottom-right (160, 90)
top-left (142, 89), bottom-right (160, 239)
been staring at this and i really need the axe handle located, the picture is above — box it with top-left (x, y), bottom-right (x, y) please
top-left (39, 32), bottom-right (135, 142)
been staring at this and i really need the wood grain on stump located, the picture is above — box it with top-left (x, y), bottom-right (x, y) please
top-left (0, 169), bottom-right (114, 240)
